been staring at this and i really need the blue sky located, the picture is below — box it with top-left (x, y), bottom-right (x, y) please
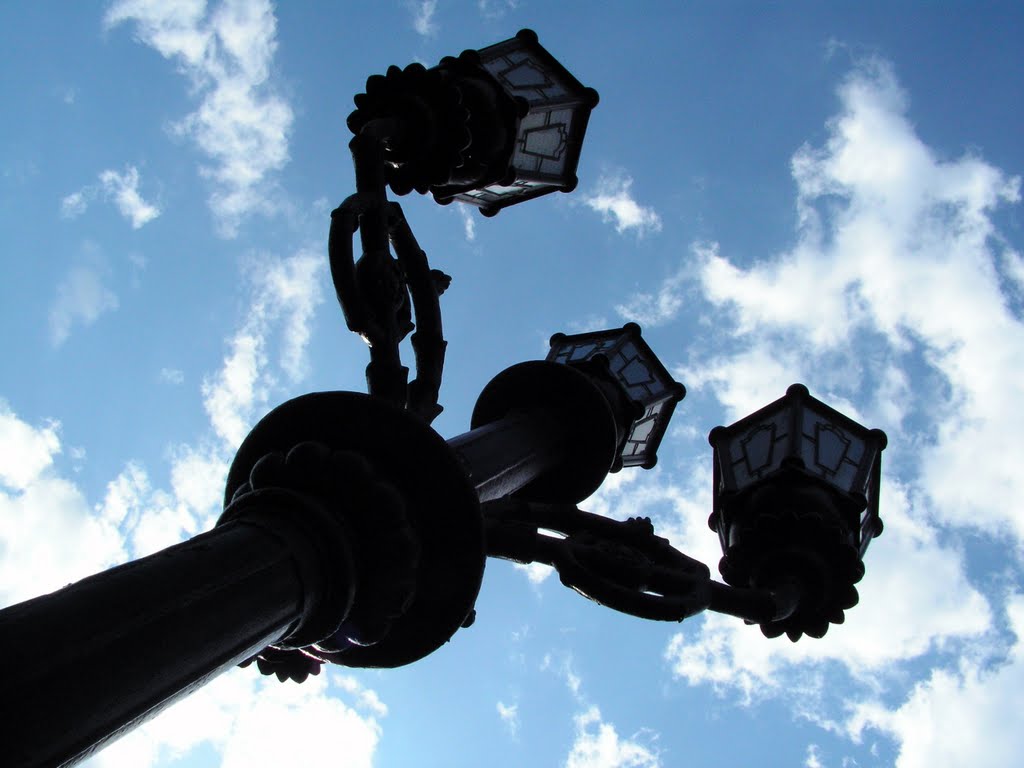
top-left (2, 1), bottom-right (1024, 766)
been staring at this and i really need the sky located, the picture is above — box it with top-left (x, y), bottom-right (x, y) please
top-left (2, 1), bottom-right (1024, 766)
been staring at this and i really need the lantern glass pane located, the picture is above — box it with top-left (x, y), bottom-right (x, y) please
top-left (456, 179), bottom-right (555, 208)
top-left (548, 336), bottom-right (619, 366)
top-left (512, 108), bottom-right (574, 178)
top-left (799, 408), bottom-right (868, 493)
top-left (726, 408), bottom-right (792, 492)
top-left (482, 51), bottom-right (572, 105)
top-left (610, 340), bottom-right (669, 404)
top-left (621, 406), bottom-right (659, 464)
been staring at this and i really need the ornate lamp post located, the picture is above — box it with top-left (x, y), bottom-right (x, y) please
top-left (0, 30), bottom-right (888, 767)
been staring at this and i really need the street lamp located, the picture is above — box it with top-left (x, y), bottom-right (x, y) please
top-left (547, 323), bottom-right (687, 471)
top-left (0, 30), bottom-right (889, 768)
top-left (347, 28), bottom-right (599, 215)
top-left (708, 384), bottom-right (888, 640)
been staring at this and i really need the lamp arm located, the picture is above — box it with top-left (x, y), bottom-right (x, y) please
top-left (329, 132), bottom-right (451, 420)
top-left (482, 499), bottom-right (711, 621)
top-left (482, 498), bottom-right (804, 626)
top-left (388, 202), bottom-right (449, 423)
top-left (707, 580), bottom-right (802, 625)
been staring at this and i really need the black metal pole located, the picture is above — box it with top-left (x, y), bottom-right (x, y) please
top-left (0, 491), bottom-right (354, 768)
top-left (447, 408), bottom-right (567, 502)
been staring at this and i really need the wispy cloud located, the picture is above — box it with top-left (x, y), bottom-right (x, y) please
top-left (100, 167), bottom-right (161, 227)
top-left (457, 204), bottom-right (477, 242)
top-left (105, 0), bottom-right (292, 237)
top-left (582, 173), bottom-right (662, 236)
top-left (411, 0), bottom-right (438, 37)
top-left (478, 0), bottom-right (518, 20)
top-left (496, 701), bottom-right (519, 737)
top-left (160, 367), bottom-right (185, 385)
top-left (539, 653), bottom-right (661, 767)
top-left (61, 165), bottom-right (161, 228)
top-left (60, 190), bottom-right (89, 219)
top-left (566, 706), bottom-right (660, 768)
top-left (845, 593), bottom-right (1024, 768)
top-left (49, 265), bottom-right (119, 346)
top-left (614, 253), bottom-right (696, 327)
top-left (201, 250), bottom-right (323, 447)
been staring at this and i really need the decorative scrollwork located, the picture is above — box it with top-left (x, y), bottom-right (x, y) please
top-left (482, 498), bottom-right (712, 621)
top-left (328, 133), bottom-right (449, 422)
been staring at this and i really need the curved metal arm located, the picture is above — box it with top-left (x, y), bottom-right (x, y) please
top-left (389, 203), bottom-right (448, 423)
top-left (328, 132), bottom-right (450, 421)
top-left (482, 498), bottom-right (802, 626)
top-left (482, 498), bottom-right (711, 621)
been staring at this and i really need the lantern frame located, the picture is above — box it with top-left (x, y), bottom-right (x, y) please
top-left (708, 383), bottom-right (887, 556)
top-left (547, 323), bottom-right (685, 472)
top-left (435, 29), bottom-right (600, 215)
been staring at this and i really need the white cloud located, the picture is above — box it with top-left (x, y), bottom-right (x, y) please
top-left (665, 501), bottom-right (990, 700)
top-left (497, 700), bottom-right (520, 736)
top-left (201, 250), bottom-right (323, 447)
top-left (99, 166), bottom-right (161, 228)
top-left (458, 204), bottom-right (477, 242)
top-left (0, 404), bottom-right (61, 491)
top-left (583, 174), bottom-right (662, 236)
top-left (606, 56), bottom-right (1024, 765)
top-left (86, 668), bottom-right (383, 768)
top-left (478, 0), bottom-right (518, 20)
top-left (565, 706), bottom-right (660, 768)
top-left (615, 267), bottom-right (686, 327)
top-left (514, 560), bottom-right (555, 585)
top-left (577, 466), bottom-right (991, 702)
top-left (0, 406), bottom-right (127, 607)
top-left (694, 58), bottom-right (1024, 545)
top-left (542, 652), bottom-right (584, 701)
top-left (61, 190), bottom-right (89, 219)
top-left (203, 330), bottom-right (267, 448)
top-left (411, 0), bottom-right (438, 36)
top-left (845, 594), bottom-right (1024, 768)
top-left (159, 367), bottom-right (185, 384)
top-left (106, 0), bottom-right (293, 236)
top-left (539, 654), bottom-right (661, 768)
top-left (61, 165), bottom-right (161, 228)
top-left (49, 265), bottom-right (119, 346)
top-left (218, 672), bottom-right (382, 768)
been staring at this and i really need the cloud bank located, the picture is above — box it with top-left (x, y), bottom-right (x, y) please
top-left (614, 57), bottom-right (1024, 766)
top-left (105, 0), bottom-right (293, 236)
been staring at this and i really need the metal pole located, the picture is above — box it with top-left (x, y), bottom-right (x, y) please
top-left (0, 492), bottom-right (354, 768)
top-left (447, 409), bottom-right (567, 502)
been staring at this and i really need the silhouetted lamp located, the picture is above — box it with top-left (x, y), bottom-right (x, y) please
top-left (547, 323), bottom-right (686, 471)
top-left (707, 383), bottom-right (888, 640)
top-left (348, 29), bottom-right (598, 215)
top-left (443, 29), bottom-right (600, 215)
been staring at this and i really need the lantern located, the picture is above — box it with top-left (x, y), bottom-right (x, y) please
top-left (707, 384), bottom-right (887, 640)
top-left (440, 29), bottom-right (600, 215)
top-left (348, 29), bottom-right (598, 214)
top-left (547, 323), bottom-right (685, 471)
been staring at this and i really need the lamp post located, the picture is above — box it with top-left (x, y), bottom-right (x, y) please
top-left (0, 30), bottom-right (888, 767)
